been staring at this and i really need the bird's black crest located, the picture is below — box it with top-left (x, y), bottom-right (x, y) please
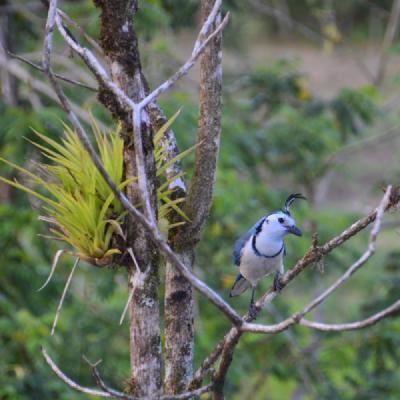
top-left (283, 193), bottom-right (306, 215)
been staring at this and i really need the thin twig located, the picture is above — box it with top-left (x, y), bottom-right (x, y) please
top-left (300, 299), bottom-right (400, 331)
top-left (57, 9), bottom-right (104, 56)
top-left (42, 347), bottom-right (112, 398)
top-left (51, 257), bottom-right (79, 336)
top-left (82, 356), bottom-right (137, 400)
top-left (8, 51), bottom-right (97, 91)
top-left (139, 13), bottom-right (230, 109)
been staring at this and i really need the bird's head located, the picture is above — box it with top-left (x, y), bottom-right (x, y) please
top-left (258, 193), bottom-right (306, 240)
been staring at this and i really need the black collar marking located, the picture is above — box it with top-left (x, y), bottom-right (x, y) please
top-left (252, 235), bottom-right (284, 259)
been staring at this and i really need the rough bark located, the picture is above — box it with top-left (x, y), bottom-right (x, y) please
top-left (164, 248), bottom-right (195, 394)
top-left (164, 0), bottom-right (223, 394)
top-left (183, 2), bottom-right (222, 245)
top-left (93, 1), bottom-right (161, 397)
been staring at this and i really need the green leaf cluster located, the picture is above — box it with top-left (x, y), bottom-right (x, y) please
top-left (0, 113), bottom-right (189, 265)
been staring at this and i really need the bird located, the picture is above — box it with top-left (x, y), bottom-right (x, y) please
top-left (230, 193), bottom-right (305, 317)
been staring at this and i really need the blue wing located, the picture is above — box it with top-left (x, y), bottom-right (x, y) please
top-left (232, 217), bottom-right (265, 266)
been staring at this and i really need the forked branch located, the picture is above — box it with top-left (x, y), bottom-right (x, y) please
top-left (191, 186), bottom-right (400, 390)
top-left (43, 348), bottom-right (213, 400)
top-left (43, 0), bottom-right (242, 326)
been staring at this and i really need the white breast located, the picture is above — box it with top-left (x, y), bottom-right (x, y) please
top-left (239, 238), bottom-right (283, 286)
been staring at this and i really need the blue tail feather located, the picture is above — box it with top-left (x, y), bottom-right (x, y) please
top-left (230, 273), bottom-right (251, 297)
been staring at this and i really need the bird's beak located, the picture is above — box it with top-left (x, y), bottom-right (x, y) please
top-left (286, 225), bottom-right (302, 236)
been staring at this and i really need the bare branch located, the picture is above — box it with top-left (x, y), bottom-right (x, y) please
top-left (42, 347), bottom-right (112, 398)
top-left (54, 13), bottom-right (134, 110)
top-left (53, 3), bottom-right (229, 115)
top-left (238, 186), bottom-right (392, 336)
top-left (162, 384), bottom-right (213, 400)
top-left (57, 9), bottom-right (104, 56)
top-left (212, 187), bottom-right (395, 397)
top-left (139, 12), bottom-right (230, 109)
top-left (165, 1), bottom-right (224, 392)
top-left (84, 355), bottom-right (214, 400)
top-left (183, 1), bottom-right (223, 240)
top-left (0, 51), bottom-right (97, 124)
top-left (191, 186), bottom-right (400, 388)
top-left (8, 51), bottom-right (97, 91)
top-left (43, 350), bottom-right (213, 400)
top-left (297, 186), bottom-right (391, 316)
top-left (300, 299), bottom-right (400, 331)
top-left (83, 356), bottom-right (138, 400)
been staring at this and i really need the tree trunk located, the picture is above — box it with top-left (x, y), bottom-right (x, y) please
top-left (164, 0), bottom-right (223, 394)
top-left (93, 1), bottom-right (161, 397)
top-left (164, 248), bottom-right (195, 394)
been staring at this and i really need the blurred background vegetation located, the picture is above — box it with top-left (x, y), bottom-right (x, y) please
top-left (1, 0), bottom-right (400, 399)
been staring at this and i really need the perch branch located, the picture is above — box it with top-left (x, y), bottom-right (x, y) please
top-left (241, 185), bottom-right (393, 334)
top-left (212, 187), bottom-right (395, 397)
top-left (191, 186), bottom-right (400, 389)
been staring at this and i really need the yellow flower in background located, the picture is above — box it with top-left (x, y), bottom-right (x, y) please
top-left (295, 78), bottom-right (311, 101)
top-left (222, 274), bottom-right (235, 289)
top-left (322, 23), bottom-right (342, 54)
top-left (211, 222), bottom-right (222, 237)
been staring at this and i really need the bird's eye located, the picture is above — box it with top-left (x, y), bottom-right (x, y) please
top-left (278, 217), bottom-right (285, 224)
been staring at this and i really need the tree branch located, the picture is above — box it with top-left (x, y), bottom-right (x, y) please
top-left (241, 186), bottom-right (393, 334)
top-left (8, 51), bottom-right (98, 91)
top-left (42, 347), bottom-right (113, 398)
top-left (43, 348), bottom-right (213, 400)
top-left (183, 0), bottom-right (223, 243)
top-left (138, 12), bottom-right (229, 109)
top-left (300, 299), bottom-right (400, 331)
top-left (191, 186), bottom-right (400, 389)
top-left (212, 186), bottom-right (396, 397)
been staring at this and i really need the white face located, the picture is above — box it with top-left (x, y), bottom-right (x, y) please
top-left (262, 212), bottom-right (302, 239)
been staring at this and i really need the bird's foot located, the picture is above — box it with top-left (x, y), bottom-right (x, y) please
top-left (273, 273), bottom-right (284, 292)
top-left (247, 302), bottom-right (258, 320)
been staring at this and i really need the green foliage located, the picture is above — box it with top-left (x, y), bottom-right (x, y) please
top-left (0, 120), bottom-right (128, 264)
top-left (0, 112), bottom-right (191, 265)
top-left (230, 60), bottom-right (379, 185)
